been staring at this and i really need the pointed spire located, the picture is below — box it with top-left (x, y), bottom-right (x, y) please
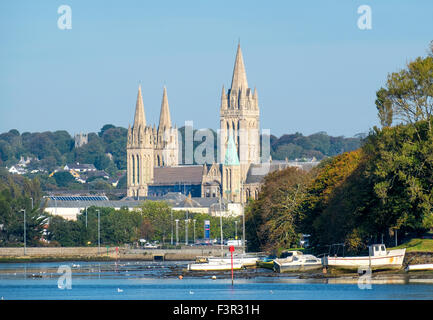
top-left (230, 42), bottom-right (249, 91)
top-left (133, 84), bottom-right (146, 128)
top-left (224, 134), bottom-right (240, 166)
top-left (221, 84), bottom-right (228, 110)
top-left (158, 86), bottom-right (172, 130)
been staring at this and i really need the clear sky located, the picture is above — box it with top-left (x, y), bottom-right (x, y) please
top-left (1, 0), bottom-right (432, 138)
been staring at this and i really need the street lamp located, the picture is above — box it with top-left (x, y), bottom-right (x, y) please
top-left (30, 197), bottom-right (33, 210)
top-left (170, 209), bottom-right (173, 245)
top-left (175, 219), bottom-right (179, 246)
top-left (235, 220), bottom-right (238, 240)
top-left (185, 219), bottom-right (189, 245)
top-left (193, 219), bottom-right (196, 244)
top-left (21, 209), bottom-right (26, 256)
top-left (96, 209), bottom-right (100, 254)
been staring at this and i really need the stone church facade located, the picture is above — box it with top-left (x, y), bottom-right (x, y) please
top-left (126, 44), bottom-right (314, 203)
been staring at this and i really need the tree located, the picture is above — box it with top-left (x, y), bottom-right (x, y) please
top-left (52, 171), bottom-right (75, 188)
top-left (245, 167), bottom-right (312, 252)
top-left (376, 50), bottom-right (433, 128)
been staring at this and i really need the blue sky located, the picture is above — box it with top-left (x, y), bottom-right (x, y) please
top-left (1, 0), bottom-right (432, 137)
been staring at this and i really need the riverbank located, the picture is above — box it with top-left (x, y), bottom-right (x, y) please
top-left (0, 246), bottom-right (229, 263)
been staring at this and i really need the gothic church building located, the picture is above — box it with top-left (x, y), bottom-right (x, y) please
top-left (126, 44), bottom-right (298, 203)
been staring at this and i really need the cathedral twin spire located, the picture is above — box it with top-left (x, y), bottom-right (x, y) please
top-left (132, 85), bottom-right (172, 132)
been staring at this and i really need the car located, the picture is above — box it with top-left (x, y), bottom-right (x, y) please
top-left (144, 243), bottom-right (158, 249)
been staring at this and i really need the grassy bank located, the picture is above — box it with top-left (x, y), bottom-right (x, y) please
top-left (390, 238), bottom-right (433, 252)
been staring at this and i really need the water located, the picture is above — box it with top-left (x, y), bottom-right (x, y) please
top-left (1, 261), bottom-right (433, 300)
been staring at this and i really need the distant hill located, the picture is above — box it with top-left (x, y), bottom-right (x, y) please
top-left (269, 131), bottom-right (362, 161)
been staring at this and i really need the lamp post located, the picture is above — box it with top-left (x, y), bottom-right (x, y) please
top-left (241, 181), bottom-right (245, 254)
top-left (170, 209), bottom-right (173, 245)
top-left (97, 209), bottom-right (100, 254)
top-left (193, 219), bottom-right (196, 245)
top-left (235, 220), bottom-right (238, 240)
top-left (30, 197), bottom-right (33, 210)
top-left (185, 219), bottom-right (189, 245)
top-left (85, 206), bottom-right (88, 228)
top-left (21, 209), bottom-right (26, 256)
top-left (219, 195), bottom-right (224, 257)
top-left (175, 219), bottom-right (179, 245)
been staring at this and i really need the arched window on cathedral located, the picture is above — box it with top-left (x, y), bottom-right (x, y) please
top-left (136, 155), bottom-right (140, 184)
top-left (132, 155), bottom-right (135, 185)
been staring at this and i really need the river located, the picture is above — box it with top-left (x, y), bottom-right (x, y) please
top-left (0, 261), bottom-right (432, 300)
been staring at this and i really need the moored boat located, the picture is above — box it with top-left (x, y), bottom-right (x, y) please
top-left (405, 264), bottom-right (433, 272)
top-left (207, 255), bottom-right (259, 267)
top-left (323, 244), bottom-right (406, 270)
top-left (187, 261), bottom-right (243, 271)
top-left (273, 251), bottom-right (322, 273)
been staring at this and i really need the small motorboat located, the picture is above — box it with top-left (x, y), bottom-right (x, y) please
top-left (273, 251), bottom-right (322, 273)
top-left (405, 264), bottom-right (433, 272)
top-left (323, 244), bottom-right (406, 270)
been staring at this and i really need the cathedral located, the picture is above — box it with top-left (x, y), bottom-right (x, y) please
top-left (126, 44), bottom-right (311, 204)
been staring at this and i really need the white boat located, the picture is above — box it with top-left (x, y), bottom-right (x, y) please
top-left (323, 244), bottom-right (406, 270)
top-left (273, 251), bottom-right (322, 273)
top-left (207, 255), bottom-right (259, 267)
top-left (187, 261), bottom-right (243, 271)
top-left (405, 264), bottom-right (433, 272)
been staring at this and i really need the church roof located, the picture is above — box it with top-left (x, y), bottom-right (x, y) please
top-left (230, 43), bottom-right (249, 91)
top-left (224, 135), bottom-right (240, 166)
top-left (152, 165), bottom-right (204, 185)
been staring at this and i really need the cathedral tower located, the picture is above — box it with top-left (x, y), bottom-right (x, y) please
top-left (220, 43), bottom-right (260, 181)
top-left (154, 86), bottom-right (178, 167)
top-left (222, 135), bottom-right (241, 202)
top-left (127, 85), bottom-right (154, 198)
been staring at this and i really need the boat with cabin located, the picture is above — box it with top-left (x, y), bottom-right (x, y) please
top-left (322, 244), bottom-right (406, 270)
top-left (273, 251), bottom-right (322, 273)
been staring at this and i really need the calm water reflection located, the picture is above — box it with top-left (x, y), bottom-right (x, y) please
top-left (1, 261), bottom-right (433, 300)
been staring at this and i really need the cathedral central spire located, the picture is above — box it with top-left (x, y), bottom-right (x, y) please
top-left (158, 86), bottom-right (171, 129)
top-left (133, 84), bottom-right (146, 127)
top-left (230, 43), bottom-right (249, 91)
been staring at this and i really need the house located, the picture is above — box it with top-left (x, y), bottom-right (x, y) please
top-left (64, 163), bottom-right (97, 173)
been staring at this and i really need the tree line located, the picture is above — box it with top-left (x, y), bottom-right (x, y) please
top-left (246, 43), bottom-right (433, 255)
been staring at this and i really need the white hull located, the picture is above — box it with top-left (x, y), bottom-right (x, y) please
top-left (324, 249), bottom-right (406, 270)
top-left (187, 262), bottom-right (243, 271)
top-left (207, 256), bottom-right (259, 267)
top-left (405, 264), bottom-right (433, 271)
top-left (274, 254), bottom-right (322, 273)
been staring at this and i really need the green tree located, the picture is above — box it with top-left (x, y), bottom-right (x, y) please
top-left (376, 52), bottom-right (433, 128)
